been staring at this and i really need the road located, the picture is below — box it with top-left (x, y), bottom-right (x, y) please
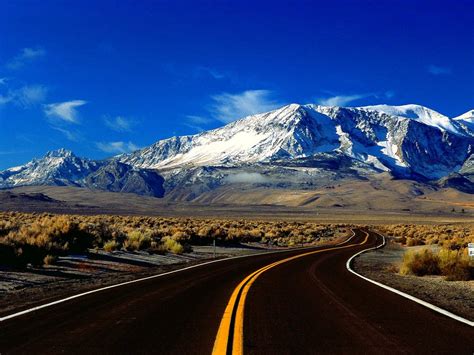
top-left (0, 229), bottom-right (472, 354)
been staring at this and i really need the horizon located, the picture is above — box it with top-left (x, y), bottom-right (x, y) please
top-left (1, 0), bottom-right (473, 169)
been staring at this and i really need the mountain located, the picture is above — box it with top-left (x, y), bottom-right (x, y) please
top-left (2, 103), bottom-right (474, 199)
top-left (84, 161), bottom-right (165, 197)
top-left (453, 109), bottom-right (474, 134)
top-left (119, 103), bottom-right (474, 180)
top-left (0, 149), bottom-right (100, 188)
top-left (0, 149), bottom-right (165, 197)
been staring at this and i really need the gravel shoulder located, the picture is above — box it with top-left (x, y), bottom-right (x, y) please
top-left (353, 238), bottom-right (474, 321)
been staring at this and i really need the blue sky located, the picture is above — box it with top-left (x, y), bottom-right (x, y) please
top-left (0, 0), bottom-right (473, 169)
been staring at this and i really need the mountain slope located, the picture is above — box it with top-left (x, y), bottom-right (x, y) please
top-left (119, 104), bottom-right (341, 170)
top-left (84, 161), bottom-right (165, 197)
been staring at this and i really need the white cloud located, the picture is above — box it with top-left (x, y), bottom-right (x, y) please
top-left (316, 91), bottom-right (396, 106)
top-left (0, 83), bottom-right (48, 107)
top-left (211, 89), bottom-right (283, 123)
top-left (0, 78), bottom-right (8, 85)
top-left (0, 94), bottom-right (13, 105)
top-left (317, 94), bottom-right (372, 106)
top-left (104, 115), bottom-right (134, 132)
top-left (183, 115), bottom-right (214, 132)
top-left (427, 65), bottom-right (451, 75)
top-left (224, 172), bottom-right (270, 184)
top-left (96, 141), bottom-right (139, 154)
top-left (15, 84), bottom-right (48, 107)
top-left (6, 47), bottom-right (46, 70)
top-left (44, 100), bottom-right (87, 123)
top-left (52, 126), bottom-right (79, 141)
top-left (186, 115), bottom-right (213, 125)
top-left (195, 66), bottom-right (227, 80)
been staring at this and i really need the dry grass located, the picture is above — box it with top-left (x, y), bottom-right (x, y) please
top-left (0, 212), bottom-right (349, 267)
top-left (380, 224), bottom-right (474, 281)
top-left (399, 249), bottom-right (440, 276)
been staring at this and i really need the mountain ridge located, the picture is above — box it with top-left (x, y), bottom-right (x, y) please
top-left (2, 103), bottom-right (474, 198)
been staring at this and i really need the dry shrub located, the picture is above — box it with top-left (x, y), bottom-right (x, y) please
top-left (0, 211), bottom-right (350, 267)
top-left (103, 240), bottom-right (119, 252)
top-left (399, 247), bottom-right (473, 281)
top-left (399, 249), bottom-right (440, 276)
top-left (438, 248), bottom-right (472, 281)
top-left (378, 224), bottom-right (472, 250)
top-left (162, 237), bottom-right (184, 254)
top-left (123, 230), bottom-right (152, 251)
top-left (43, 254), bottom-right (57, 265)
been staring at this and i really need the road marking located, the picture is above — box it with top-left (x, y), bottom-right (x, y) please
top-left (212, 230), bottom-right (369, 355)
top-left (0, 237), bottom-right (350, 323)
top-left (346, 231), bottom-right (474, 327)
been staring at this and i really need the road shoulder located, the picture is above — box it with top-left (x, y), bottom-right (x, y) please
top-left (352, 236), bottom-right (474, 321)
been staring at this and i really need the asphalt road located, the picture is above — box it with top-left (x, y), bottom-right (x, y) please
top-left (0, 230), bottom-right (472, 354)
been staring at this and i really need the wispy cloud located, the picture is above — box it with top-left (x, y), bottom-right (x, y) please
top-left (96, 141), bottom-right (139, 154)
top-left (52, 126), bottom-right (79, 142)
top-left (211, 89), bottom-right (283, 123)
top-left (6, 47), bottom-right (46, 70)
top-left (195, 66), bottom-right (227, 80)
top-left (317, 94), bottom-right (372, 106)
top-left (44, 100), bottom-right (87, 123)
top-left (14, 84), bottom-right (48, 107)
top-left (186, 115), bottom-right (213, 125)
top-left (0, 94), bottom-right (13, 105)
top-left (104, 115), bottom-right (134, 132)
top-left (0, 83), bottom-right (48, 107)
top-left (316, 91), bottom-right (394, 106)
top-left (427, 65), bottom-right (452, 75)
top-left (0, 78), bottom-right (8, 85)
top-left (183, 115), bottom-right (214, 132)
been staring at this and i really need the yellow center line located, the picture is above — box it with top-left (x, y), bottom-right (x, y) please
top-left (212, 230), bottom-right (370, 355)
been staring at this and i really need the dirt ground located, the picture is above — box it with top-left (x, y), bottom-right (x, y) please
top-left (353, 238), bottom-right (474, 321)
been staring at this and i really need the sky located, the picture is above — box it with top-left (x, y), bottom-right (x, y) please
top-left (0, 0), bottom-right (473, 169)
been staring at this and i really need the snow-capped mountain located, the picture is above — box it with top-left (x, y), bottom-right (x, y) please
top-left (453, 109), bottom-right (474, 134)
top-left (0, 149), bottom-right (165, 196)
top-left (0, 149), bottom-right (100, 188)
top-left (2, 103), bottom-right (474, 197)
top-left (119, 103), bottom-right (474, 180)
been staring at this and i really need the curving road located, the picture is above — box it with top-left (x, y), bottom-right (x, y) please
top-left (0, 229), bottom-right (472, 354)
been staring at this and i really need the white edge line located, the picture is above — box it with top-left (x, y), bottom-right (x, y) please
top-left (336, 230), bottom-right (356, 246)
top-left (1, 232), bottom-right (355, 322)
top-left (346, 230), bottom-right (474, 327)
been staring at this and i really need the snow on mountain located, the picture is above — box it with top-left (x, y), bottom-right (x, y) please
top-left (453, 109), bottom-right (474, 122)
top-left (2, 103), bottom-right (474, 196)
top-left (0, 149), bottom-right (100, 188)
top-left (120, 103), bottom-right (474, 179)
top-left (119, 104), bottom-right (340, 169)
top-left (452, 109), bottom-right (474, 135)
top-left (360, 104), bottom-right (462, 134)
top-left (0, 149), bottom-right (165, 196)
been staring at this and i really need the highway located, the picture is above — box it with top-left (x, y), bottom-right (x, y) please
top-left (0, 229), bottom-right (472, 354)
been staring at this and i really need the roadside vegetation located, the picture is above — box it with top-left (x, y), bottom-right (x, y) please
top-left (0, 212), bottom-right (349, 267)
top-left (378, 224), bottom-right (474, 281)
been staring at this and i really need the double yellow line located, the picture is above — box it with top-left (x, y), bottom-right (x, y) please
top-left (212, 230), bottom-right (370, 355)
